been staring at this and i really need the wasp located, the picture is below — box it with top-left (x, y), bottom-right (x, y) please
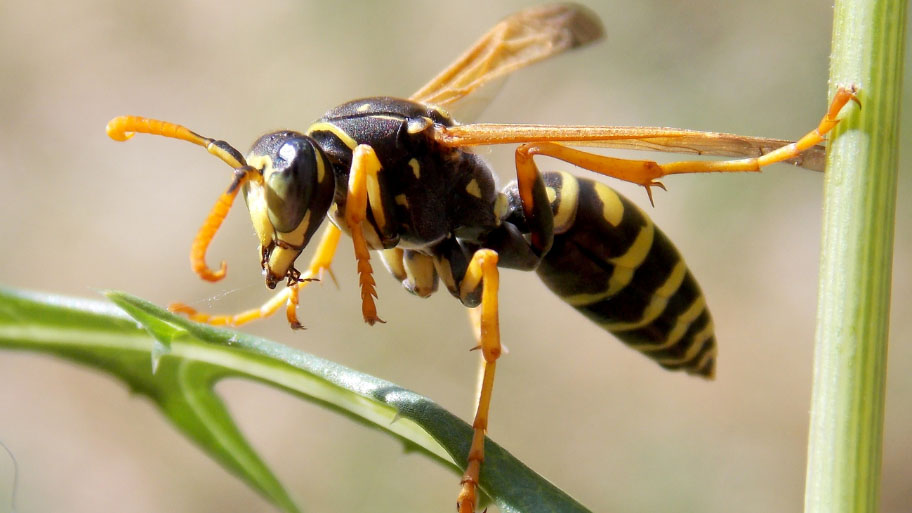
top-left (106, 4), bottom-right (857, 512)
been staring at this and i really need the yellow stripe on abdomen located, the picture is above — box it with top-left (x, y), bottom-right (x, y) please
top-left (534, 174), bottom-right (716, 378)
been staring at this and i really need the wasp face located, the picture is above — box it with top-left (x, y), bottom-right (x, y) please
top-left (244, 131), bottom-right (335, 288)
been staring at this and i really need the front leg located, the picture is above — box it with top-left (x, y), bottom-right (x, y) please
top-left (168, 223), bottom-right (342, 328)
top-left (344, 144), bottom-right (387, 325)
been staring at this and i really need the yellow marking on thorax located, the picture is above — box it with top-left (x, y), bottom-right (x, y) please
top-left (395, 194), bottom-right (409, 207)
top-left (409, 158), bottom-right (421, 179)
top-left (465, 179), bottom-right (482, 198)
top-left (307, 122), bottom-right (358, 150)
top-left (406, 117), bottom-right (433, 134)
top-left (593, 182), bottom-right (624, 227)
top-left (640, 295), bottom-right (707, 352)
top-left (599, 260), bottom-right (687, 331)
top-left (551, 172), bottom-right (579, 233)
top-left (371, 114), bottom-right (405, 122)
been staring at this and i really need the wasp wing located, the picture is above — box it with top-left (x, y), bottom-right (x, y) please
top-left (434, 123), bottom-right (826, 171)
top-left (410, 4), bottom-right (604, 116)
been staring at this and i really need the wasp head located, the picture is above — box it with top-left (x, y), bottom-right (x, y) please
top-left (244, 131), bottom-right (336, 288)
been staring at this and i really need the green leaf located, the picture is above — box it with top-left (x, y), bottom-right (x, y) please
top-left (0, 286), bottom-right (591, 513)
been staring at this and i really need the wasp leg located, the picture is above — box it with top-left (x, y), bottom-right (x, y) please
top-left (344, 144), bottom-right (387, 325)
top-left (511, 167), bottom-right (553, 253)
top-left (456, 249), bottom-right (500, 513)
top-left (516, 85), bottom-right (859, 205)
top-left (512, 145), bottom-right (558, 256)
top-left (465, 305), bottom-right (487, 413)
top-left (301, 223), bottom-right (342, 287)
top-left (169, 224), bottom-right (342, 328)
top-left (466, 305), bottom-right (510, 413)
top-left (170, 286), bottom-right (297, 326)
top-left (284, 224), bottom-right (342, 328)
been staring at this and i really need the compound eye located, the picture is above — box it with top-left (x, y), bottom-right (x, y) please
top-left (264, 138), bottom-right (319, 233)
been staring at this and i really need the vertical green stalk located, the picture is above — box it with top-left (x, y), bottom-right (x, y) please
top-left (805, 0), bottom-right (905, 513)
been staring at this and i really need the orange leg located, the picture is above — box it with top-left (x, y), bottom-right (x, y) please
top-left (170, 286), bottom-right (298, 327)
top-left (456, 249), bottom-right (501, 513)
top-left (169, 224), bottom-right (342, 328)
top-left (466, 307), bottom-right (486, 415)
top-left (344, 144), bottom-right (386, 325)
top-left (516, 85), bottom-right (859, 205)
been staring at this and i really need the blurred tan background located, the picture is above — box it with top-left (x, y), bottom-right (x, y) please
top-left (0, 1), bottom-right (909, 512)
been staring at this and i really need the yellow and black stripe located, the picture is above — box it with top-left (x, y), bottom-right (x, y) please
top-left (531, 172), bottom-right (716, 377)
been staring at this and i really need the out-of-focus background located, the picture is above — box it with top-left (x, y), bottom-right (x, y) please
top-left (0, 1), bottom-right (908, 512)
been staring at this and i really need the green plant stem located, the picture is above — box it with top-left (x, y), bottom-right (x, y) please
top-left (805, 0), bottom-right (906, 512)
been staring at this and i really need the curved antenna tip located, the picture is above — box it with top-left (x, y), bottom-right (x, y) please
top-left (106, 116), bottom-right (135, 142)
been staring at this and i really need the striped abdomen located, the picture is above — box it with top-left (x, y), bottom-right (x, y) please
top-left (532, 172), bottom-right (716, 377)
